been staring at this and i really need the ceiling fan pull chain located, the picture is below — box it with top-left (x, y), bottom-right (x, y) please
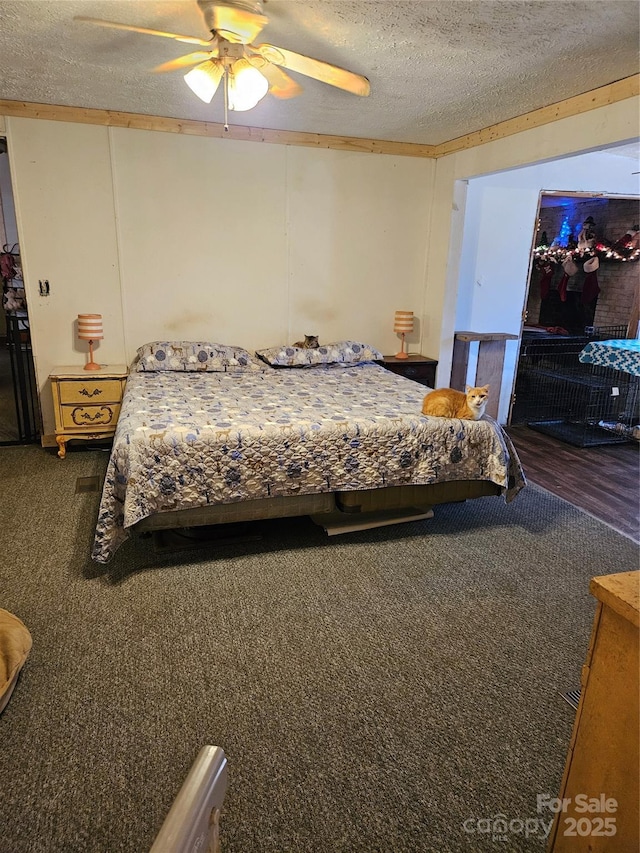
top-left (223, 70), bottom-right (229, 132)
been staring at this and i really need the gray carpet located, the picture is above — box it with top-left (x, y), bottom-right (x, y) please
top-left (0, 446), bottom-right (637, 853)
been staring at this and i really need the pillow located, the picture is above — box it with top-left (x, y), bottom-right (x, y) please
top-left (134, 341), bottom-right (263, 373)
top-left (256, 340), bottom-right (384, 368)
top-left (0, 609), bottom-right (32, 715)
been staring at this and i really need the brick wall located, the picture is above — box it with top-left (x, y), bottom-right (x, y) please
top-left (526, 197), bottom-right (639, 333)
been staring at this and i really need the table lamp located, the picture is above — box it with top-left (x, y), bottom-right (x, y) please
top-left (78, 314), bottom-right (103, 371)
top-left (394, 310), bottom-right (413, 359)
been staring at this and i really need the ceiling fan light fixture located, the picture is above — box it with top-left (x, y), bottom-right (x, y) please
top-left (184, 59), bottom-right (224, 103)
top-left (227, 58), bottom-right (268, 111)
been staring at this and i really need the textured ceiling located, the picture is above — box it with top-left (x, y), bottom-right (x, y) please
top-left (0, 0), bottom-right (638, 145)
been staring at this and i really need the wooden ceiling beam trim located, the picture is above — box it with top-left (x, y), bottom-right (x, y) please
top-left (0, 74), bottom-right (637, 159)
top-left (432, 74), bottom-right (640, 158)
top-left (0, 100), bottom-right (437, 158)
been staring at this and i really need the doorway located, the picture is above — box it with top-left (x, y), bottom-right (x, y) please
top-left (510, 191), bottom-right (639, 443)
top-left (453, 142), bottom-right (640, 425)
top-left (0, 138), bottom-right (40, 445)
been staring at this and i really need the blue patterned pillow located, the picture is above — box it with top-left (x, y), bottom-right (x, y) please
top-left (256, 340), bottom-right (384, 367)
top-left (134, 341), bottom-right (263, 372)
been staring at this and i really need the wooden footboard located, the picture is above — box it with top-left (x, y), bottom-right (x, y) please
top-left (133, 491), bottom-right (336, 533)
top-left (335, 480), bottom-right (501, 513)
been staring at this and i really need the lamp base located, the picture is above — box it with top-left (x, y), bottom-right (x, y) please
top-left (394, 330), bottom-right (410, 360)
top-left (83, 339), bottom-right (101, 370)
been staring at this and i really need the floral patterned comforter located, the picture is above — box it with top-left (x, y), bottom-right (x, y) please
top-left (92, 363), bottom-right (525, 562)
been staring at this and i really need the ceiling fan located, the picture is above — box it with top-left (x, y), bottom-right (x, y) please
top-left (75, 0), bottom-right (370, 124)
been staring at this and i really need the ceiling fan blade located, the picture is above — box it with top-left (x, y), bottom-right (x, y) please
top-left (210, 6), bottom-right (268, 44)
top-left (73, 17), bottom-right (213, 47)
top-left (152, 50), bottom-right (218, 74)
top-left (246, 56), bottom-right (302, 99)
top-left (254, 44), bottom-right (370, 97)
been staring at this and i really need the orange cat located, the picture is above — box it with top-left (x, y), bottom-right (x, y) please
top-left (421, 385), bottom-right (490, 420)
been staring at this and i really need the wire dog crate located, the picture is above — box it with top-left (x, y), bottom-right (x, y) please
top-left (512, 326), bottom-right (639, 447)
top-left (5, 312), bottom-right (41, 444)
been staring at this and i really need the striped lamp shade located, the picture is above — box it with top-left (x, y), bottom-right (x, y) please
top-left (77, 314), bottom-right (104, 341)
top-left (393, 311), bottom-right (414, 333)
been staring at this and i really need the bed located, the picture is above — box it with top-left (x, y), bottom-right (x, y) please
top-left (91, 341), bottom-right (526, 563)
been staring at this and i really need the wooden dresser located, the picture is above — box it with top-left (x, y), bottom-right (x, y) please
top-left (49, 365), bottom-right (128, 459)
top-left (548, 570), bottom-right (639, 851)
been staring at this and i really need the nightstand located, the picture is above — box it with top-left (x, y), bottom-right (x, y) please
top-left (381, 354), bottom-right (438, 388)
top-left (49, 365), bottom-right (128, 459)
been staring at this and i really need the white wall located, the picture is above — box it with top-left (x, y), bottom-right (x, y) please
top-left (111, 129), bottom-right (433, 354)
top-left (286, 147), bottom-right (432, 347)
top-left (455, 150), bottom-right (640, 421)
top-left (6, 117), bottom-right (434, 435)
top-left (111, 129), bottom-right (290, 352)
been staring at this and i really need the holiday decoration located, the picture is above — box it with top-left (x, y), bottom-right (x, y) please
top-left (582, 256), bottom-right (600, 303)
top-left (611, 225), bottom-right (640, 253)
top-left (577, 216), bottom-right (597, 250)
top-left (557, 254), bottom-right (578, 303)
top-left (536, 257), bottom-right (556, 300)
top-left (533, 234), bottom-right (640, 265)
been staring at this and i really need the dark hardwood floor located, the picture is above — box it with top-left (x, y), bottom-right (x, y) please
top-left (507, 425), bottom-right (639, 542)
